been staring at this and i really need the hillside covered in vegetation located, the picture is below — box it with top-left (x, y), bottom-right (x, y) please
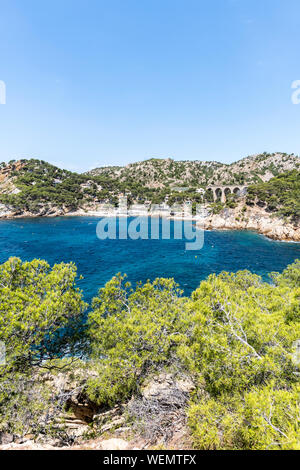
top-left (246, 170), bottom-right (300, 223)
top-left (88, 152), bottom-right (300, 188)
top-left (0, 152), bottom-right (299, 215)
top-left (0, 257), bottom-right (299, 450)
top-left (0, 159), bottom-right (106, 213)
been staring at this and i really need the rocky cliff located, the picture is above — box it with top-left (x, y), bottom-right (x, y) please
top-left (201, 203), bottom-right (300, 242)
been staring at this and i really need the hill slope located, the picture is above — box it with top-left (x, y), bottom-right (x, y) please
top-left (246, 170), bottom-right (300, 223)
top-left (0, 159), bottom-right (105, 214)
top-left (88, 152), bottom-right (300, 188)
top-left (0, 154), bottom-right (299, 242)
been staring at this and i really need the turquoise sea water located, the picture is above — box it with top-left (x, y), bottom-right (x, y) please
top-left (0, 216), bottom-right (299, 303)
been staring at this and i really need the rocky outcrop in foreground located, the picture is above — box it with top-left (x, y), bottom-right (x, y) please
top-left (201, 205), bottom-right (300, 242)
top-left (0, 372), bottom-right (194, 451)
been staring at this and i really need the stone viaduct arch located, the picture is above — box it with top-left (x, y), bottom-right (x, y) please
top-left (206, 185), bottom-right (247, 203)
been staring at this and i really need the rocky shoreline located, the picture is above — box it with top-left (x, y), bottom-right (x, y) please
top-left (0, 203), bottom-right (299, 243)
top-left (201, 206), bottom-right (300, 242)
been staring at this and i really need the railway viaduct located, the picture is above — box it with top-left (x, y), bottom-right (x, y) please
top-left (206, 185), bottom-right (247, 203)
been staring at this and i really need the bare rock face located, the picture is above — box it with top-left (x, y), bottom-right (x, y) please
top-left (0, 440), bottom-right (54, 450)
top-left (32, 369), bottom-right (100, 443)
top-left (64, 393), bottom-right (98, 423)
top-left (126, 372), bottom-right (195, 447)
top-left (93, 405), bottom-right (126, 434)
top-left (141, 373), bottom-right (195, 401)
top-left (0, 438), bottom-right (134, 451)
top-left (0, 370), bottom-right (195, 451)
top-left (0, 433), bottom-right (14, 445)
top-left (98, 438), bottom-right (130, 450)
top-left (202, 204), bottom-right (300, 242)
top-left (0, 203), bottom-right (13, 218)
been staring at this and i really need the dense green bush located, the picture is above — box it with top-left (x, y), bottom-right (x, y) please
top-left (246, 170), bottom-right (300, 222)
top-left (0, 257), bottom-right (299, 448)
top-left (86, 275), bottom-right (188, 405)
top-left (0, 257), bottom-right (87, 435)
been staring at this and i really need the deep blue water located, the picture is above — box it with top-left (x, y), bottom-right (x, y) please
top-left (0, 217), bottom-right (299, 304)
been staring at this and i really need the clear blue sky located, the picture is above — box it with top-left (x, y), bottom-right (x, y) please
top-left (0, 0), bottom-right (299, 172)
